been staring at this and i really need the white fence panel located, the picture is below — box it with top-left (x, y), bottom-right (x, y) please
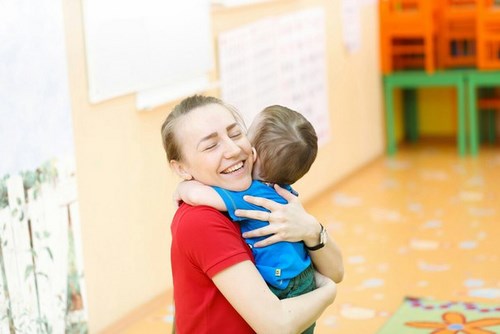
top-left (45, 180), bottom-right (70, 334)
top-left (0, 208), bottom-right (12, 333)
top-left (5, 175), bottom-right (38, 333)
top-left (28, 182), bottom-right (68, 334)
top-left (68, 200), bottom-right (88, 324)
top-left (1, 163), bottom-right (87, 333)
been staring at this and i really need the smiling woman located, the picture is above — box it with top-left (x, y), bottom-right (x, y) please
top-left (160, 95), bottom-right (340, 334)
top-left (167, 102), bottom-right (254, 192)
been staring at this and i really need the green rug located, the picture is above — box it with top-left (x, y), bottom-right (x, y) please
top-left (377, 297), bottom-right (500, 333)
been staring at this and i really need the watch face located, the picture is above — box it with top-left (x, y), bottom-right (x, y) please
top-left (321, 228), bottom-right (327, 244)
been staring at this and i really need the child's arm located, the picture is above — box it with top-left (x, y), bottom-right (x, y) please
top-left (174, 180), bottom-right (227, 211)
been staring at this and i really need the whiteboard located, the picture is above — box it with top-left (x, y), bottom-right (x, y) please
top-left (81, 0), bottom-right (213, 104)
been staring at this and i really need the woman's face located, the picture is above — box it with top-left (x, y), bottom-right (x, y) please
top-left (171, 103), bottom-right (254, 191)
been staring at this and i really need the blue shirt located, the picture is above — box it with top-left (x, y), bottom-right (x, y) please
top-left (212, 180), bottom-right (311, 289)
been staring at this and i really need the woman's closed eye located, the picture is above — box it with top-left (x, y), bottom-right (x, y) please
top-left (202, 130), bottom-right (242, 151)
top-left (229, 131), bottom-right (242, 138)
top-left (203, 142), bottom-right (218, 151)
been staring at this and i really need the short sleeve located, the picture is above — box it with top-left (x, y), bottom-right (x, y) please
top-left (212, 187), bottom-right (246, 221)
top-left (212, 182), bottom-right (271, 221)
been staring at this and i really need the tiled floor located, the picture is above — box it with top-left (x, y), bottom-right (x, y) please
top-left (118, 143), bottom-right (500, 334)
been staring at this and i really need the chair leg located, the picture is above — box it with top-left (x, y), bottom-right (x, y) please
top-left (467, 84), bottom-right (479, 155)
top-left (487, 110), bottom-right (497, 144)
top-left (403, 89), bottom-right (419, 142)
top-left (385, 82), bottom-right (397, 155)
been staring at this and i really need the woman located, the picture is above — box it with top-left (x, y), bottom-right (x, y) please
top-left (161, 95), bottom-right (344, 333)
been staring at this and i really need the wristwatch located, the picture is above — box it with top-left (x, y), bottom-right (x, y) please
top-left (305, 223), bottom-right (327, 251)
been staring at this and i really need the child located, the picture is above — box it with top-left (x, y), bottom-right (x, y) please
top-left (175, 105), bottom-right (322, 333)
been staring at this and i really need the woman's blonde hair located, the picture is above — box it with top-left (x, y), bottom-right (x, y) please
top-left (160, 95), bottom-right (245, 162)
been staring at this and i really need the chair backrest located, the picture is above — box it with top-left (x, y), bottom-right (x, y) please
top-left (477, 0), bottom-right (500, 32)
top-left (379, 0), bottom-right (437, 73)
top-left (380, 0), bottom-right (431, 15)
top-left (436, 0), bottom-right (477, 32)
top-left (435, 0), bottom-right (477, 17)
top-left (477, 0), bottom-right (500, 17)
top-left (380, 0), bottom-right (433, 30)
top-left (476, 0), bottom-right (500, 68)
top-left (443, 0), bottom-right (476, 6)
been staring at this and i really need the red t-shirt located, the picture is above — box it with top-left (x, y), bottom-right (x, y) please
top-left (171, 203), bottom-right (255, 334)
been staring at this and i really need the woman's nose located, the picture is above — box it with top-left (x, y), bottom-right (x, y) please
top-left (222, 137), bottom-right (241, 158)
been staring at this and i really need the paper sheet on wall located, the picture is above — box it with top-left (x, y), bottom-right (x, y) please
top-left (341, 0), bottom-right (362, 53)
top-left (218, 8), bottom-right (331, 145)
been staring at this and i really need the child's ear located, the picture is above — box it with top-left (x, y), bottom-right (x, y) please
top-left (252, 147), bottom-right (258, 160)
top-left (170, 160), bottom-right (193, 181)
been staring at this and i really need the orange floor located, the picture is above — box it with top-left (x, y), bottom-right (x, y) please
top-left (117, 142), bottom-right (500, 334)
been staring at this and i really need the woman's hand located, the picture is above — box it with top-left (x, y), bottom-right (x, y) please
top-left (313, 270), bottom-right (337, 303)
top-left (235, 184), bottom-right (345, 283)
top-left (235, 184), bottom-right (321, 248)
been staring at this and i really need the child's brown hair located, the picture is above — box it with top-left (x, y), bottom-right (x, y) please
top-left (251, 105), bottom-right (318, 185)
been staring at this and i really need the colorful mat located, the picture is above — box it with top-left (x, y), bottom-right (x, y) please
top-left (377, 297), bottom-right (500, 334)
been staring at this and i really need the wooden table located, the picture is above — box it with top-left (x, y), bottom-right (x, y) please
top-left (383, 71), bottom-right (467, 156)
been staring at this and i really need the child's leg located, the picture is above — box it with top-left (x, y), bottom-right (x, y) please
top-left (290, 265), bottom-right (316, 333)
top-left (286, 264), bottom-right (316, 298)
top-left (267, 265), bottom-right (317, 333)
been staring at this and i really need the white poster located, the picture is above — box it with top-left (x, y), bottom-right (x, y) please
top-left (341, 0), bottom-right (362, 53)
top-left (218, 8), bottom-right (331, 144)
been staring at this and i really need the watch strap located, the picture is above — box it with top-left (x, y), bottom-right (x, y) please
top-left (305, 223), bottom-right (326, 251)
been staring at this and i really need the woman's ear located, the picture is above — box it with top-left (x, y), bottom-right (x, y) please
top-left (170, 160), bottom-right (193, 181)
top-left (252, 147), bottom-right (257, 160)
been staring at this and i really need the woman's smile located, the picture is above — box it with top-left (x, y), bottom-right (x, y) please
top-left (221, 161), bottom-right (245, 174)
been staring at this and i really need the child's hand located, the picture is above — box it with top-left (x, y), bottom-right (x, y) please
top-left (172, 186), bottom-right (183, 208)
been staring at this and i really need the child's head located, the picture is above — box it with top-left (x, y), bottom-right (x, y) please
top-left (247, 105), bottom-right (318, 185)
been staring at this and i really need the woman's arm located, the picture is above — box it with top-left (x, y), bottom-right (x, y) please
top-left (235, 184), bottom-right (344, 283)
top-left (212, 260), bottom-right (336, 334)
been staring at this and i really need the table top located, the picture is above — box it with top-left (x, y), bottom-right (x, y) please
top-left (384, 69), bottom-right (500, 87)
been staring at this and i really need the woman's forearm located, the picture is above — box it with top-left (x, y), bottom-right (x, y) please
top-left (213, 261), bottom-right (336, 334)
top-left (279, 277), bottom-right (337, 333)
top-left (308, 231), bottom-right (344, 283)
top-left (299, 217), bottom-right (344, 283)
